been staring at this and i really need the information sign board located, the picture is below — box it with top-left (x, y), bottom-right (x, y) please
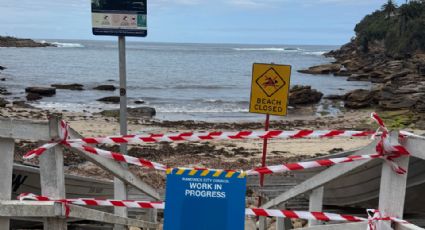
top-left (164, 169), bottom-right (247, 230)
top-left (249, 63), bottom-right (291, 116)
top-left (91, 0), bottom-right (147, 37)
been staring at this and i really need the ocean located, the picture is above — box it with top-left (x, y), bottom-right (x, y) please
top-left (0, 40), bottom-right (371, 121)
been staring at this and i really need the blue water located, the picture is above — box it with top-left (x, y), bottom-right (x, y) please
top-left (0, 40), bottom-right (371, 121)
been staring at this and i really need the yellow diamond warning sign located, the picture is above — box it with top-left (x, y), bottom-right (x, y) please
top-left (249, 63), bottom-right (291, 116)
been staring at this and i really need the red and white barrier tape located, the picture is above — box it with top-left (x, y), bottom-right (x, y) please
top-left (246, 154), bottom-right (383, 175)
top-left (23, 113), bottom-right (410, 175)
top-left (246, 208), bottom-right (365, 222)
top-left (72, 130), bottom-right (374, 144)
top-left (18, 193), bottom-right (365, 222)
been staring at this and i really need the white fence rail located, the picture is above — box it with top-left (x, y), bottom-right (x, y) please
top-left (0, 116), bottom-right (158, 229)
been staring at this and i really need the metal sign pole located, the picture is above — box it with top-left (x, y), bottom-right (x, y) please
top-left (257, 113), bottom-right (270, 208)
top-left (114, 35), bottom-right (128, 229)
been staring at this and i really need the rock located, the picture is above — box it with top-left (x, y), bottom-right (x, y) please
top-left (418, 64), bottom-right (425, 76)
top-left (386, 60), bottom-right (404, 71)
top-left (369, 71), bottom-right (386, 83)
top-left (289, 85), bottom-right (323, 105)
top-left (347, 73), bottom-right (370, 81)
top-left (13, 100), bottom-right (35, 108)
top-left (344, 89), bottom-right (375, 109)
top-left (25, 87), bottom-right (56, 96)
top-left (97, 96), bottom-right (120, 103)
top-left (51, 83), bottom-right (84, 90)
top-left (93, 85), bottom-right (116, 91)
top-left (0, 66), bottom-right (6, 70)
top-left (0, 98), bottom-right (8, 107)
top-left (0, 87), bottom-right (10, 95)
top-left (134, 100), bottom-right (145, 104)
top-left (383, 69), bottom-right (412, 82)
top-left (0, 78), bottom-right (5, 81)
top-left (324, 94), bottom-right (345, 100)
top-left (298, 64), bottom-right (341, 75)
top-left (128, 107), bottom-right (156, 117)
top-left (100, 107), bottom-right (156, 118)
top-left (379, 97), bottom-right (417, 110)
top-left (26, 93), bottom-right (42, 101)
top-left (334, 70), bottom-right (351, 76)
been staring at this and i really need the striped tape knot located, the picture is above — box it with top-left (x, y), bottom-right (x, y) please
top-left (367, 209), bottom-right (408, 230)
top-left (371, 113), bottom-right (410, 174)
top-left (19, 193), bottom-right (71, 217)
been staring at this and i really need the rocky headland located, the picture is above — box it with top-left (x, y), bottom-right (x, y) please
top-left (298, 0), bottom-right (425, 128)
top-left (0, 36), bottom-right (53, 47)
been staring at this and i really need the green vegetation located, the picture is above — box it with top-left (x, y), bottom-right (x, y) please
top-left (354, 0), bottom-right (425, 56)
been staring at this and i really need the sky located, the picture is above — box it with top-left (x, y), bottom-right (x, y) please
top-left (0, 0), bottom-right (406, 45)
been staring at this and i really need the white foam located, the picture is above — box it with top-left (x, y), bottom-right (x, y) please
top-left (233, 47), bottom-right (301, 52)
top-left (303, 51), bottom-right (326, 56)
top-left (50, 42), bottom-right (84, 48)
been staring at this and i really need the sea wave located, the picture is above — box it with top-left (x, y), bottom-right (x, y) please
top-left (303, 51), bottom-right (326, 56)
top-left (156, 106), bottom-right (247, 113)
top-left (128, 84), bottom-right (236, 90)
top-left (50, 42), bottom-right (85, 48)
top-left (232, 47), bottom-right (302, 52)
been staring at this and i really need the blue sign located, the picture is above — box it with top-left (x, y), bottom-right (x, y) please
top-left (164, 169), bottom-right (247, 230)
top-left (91, 0), bottom-right (147, 37)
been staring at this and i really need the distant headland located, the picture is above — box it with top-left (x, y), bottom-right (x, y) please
top-left (0, 36), bottom-right (54, 47)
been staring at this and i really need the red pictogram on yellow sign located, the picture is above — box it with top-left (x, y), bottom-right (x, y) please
top-left (249, 63), bottom-right (291, 116)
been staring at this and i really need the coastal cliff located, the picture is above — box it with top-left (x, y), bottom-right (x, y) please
top-left (299, 0), bottom-right (425, 128)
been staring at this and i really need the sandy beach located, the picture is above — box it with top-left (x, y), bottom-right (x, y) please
top-left (4, 103), bottom-right (382, 185)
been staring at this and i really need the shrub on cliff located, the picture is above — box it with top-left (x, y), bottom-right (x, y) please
top-left (354, 0), bottom-right (425, 56)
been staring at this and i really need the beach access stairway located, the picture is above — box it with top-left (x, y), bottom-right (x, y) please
top-left (0, 116), bottom-right (159, 229)
top-left (254, 132), bottom-right (425, 230)
top-left (1, 116), bottom-right (425, 230)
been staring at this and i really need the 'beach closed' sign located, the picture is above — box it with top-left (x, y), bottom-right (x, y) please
top-left (249, 63), bottom-right (291, 116)
top-left (163, 169), bottom-right (246, 230)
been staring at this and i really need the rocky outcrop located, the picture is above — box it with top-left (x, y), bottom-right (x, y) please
top-left (51, 83), bottom-right (84, 90)
top-left (97, 96), bottom-right (120, 103)
top-left (0, 98), bottom-right (8, 107)
top-left (25, 87), bottom-right (56, 96)
top-left (0, 87), bottom-right (11, 95)
top-left (0, 36), bottom-right (53, 47)
top-left (343, 89), bottom-right (376, 109)
top-left (13, 100), bottom-right (35, 109)
top-left (100, 107), bottom-right (156, 118)
top-left (93, 85), bottom-right (116, 91)
top-left (289, 85), bottom-right (323, 105)
top-left (26, 93), bottom-right (42, 101)
top-left (298, 64), bottom-right (341, 75)
top-left (300, 36), bottom-right (425, 125)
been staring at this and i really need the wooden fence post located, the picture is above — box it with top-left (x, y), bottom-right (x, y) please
top-left (377, 131), bottom-right (410, 230)
top-left (308, 186), bottom-right (324, 227)
top-left (40, 115), bottom-right (67, 230)
top-left (0, 138), bottom-right (14, 230)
